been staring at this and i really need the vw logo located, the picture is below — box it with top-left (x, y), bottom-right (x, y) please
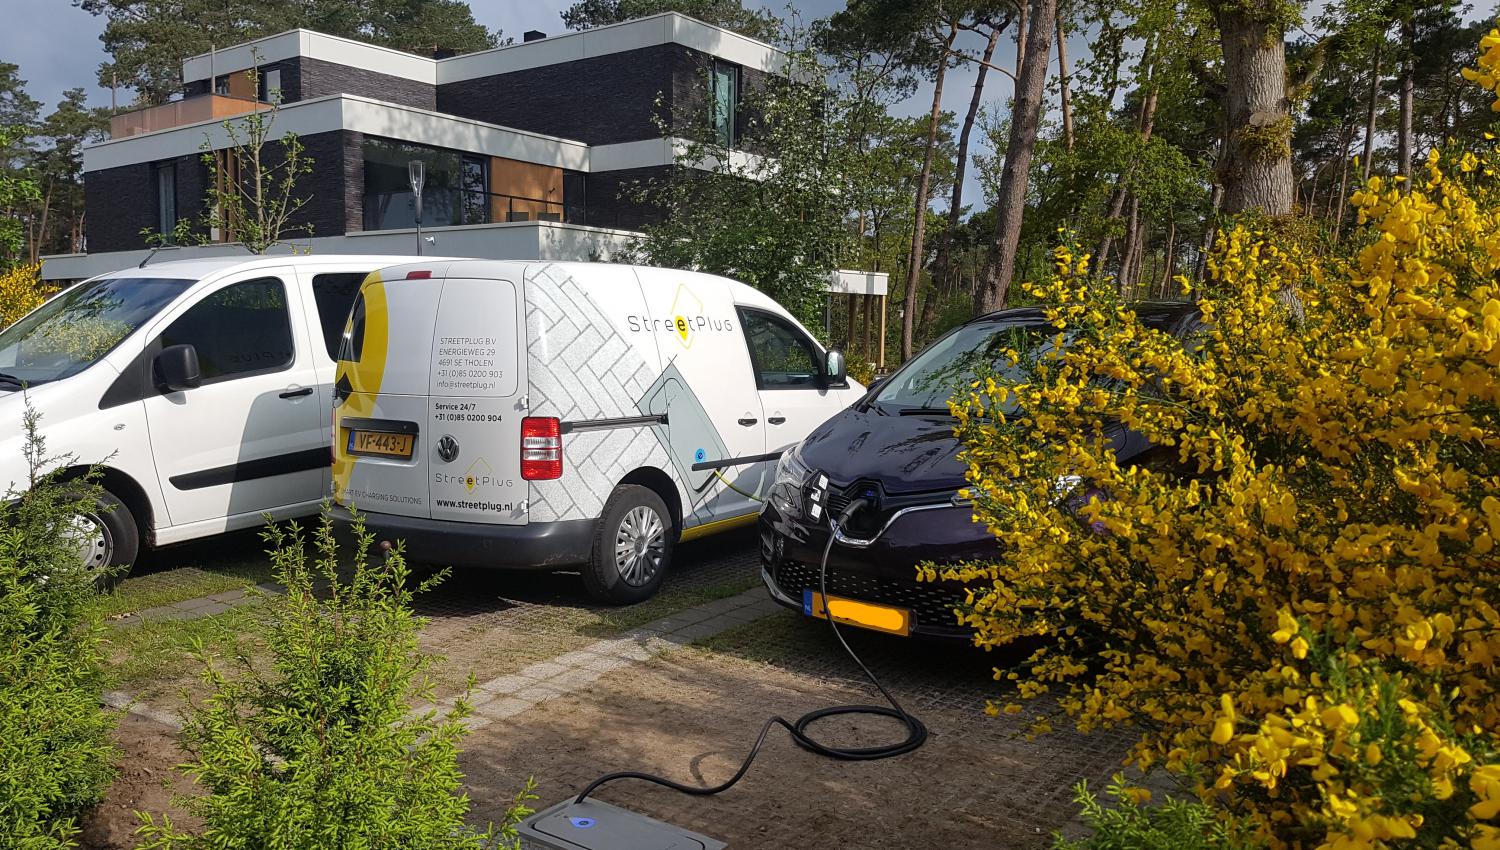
top-left (436, 434), bottom-right (459, 463)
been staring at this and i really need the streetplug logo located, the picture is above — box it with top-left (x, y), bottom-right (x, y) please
top-left (625, 284), bottom-right (733, 349)
top-left (463, 457), bottom-right (489, 492)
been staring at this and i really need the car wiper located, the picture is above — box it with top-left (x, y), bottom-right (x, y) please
top-left (0, 372), bottom-right (25, 387)
top-left (898, 406), bottom-right (954, 416)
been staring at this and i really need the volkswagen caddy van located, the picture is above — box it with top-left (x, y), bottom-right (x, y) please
top-left (0, 255), bottom-right (420, 578)
top-left (331, 260), bottom-right (862, 603)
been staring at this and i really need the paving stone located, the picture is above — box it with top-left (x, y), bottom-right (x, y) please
top-left (517, 661), bottom-right (569, 680)
top-left (513, 684), bottom-right (563, 703)
top-left (477, 674), bottom-right (534, 695)
top-left (547, 668), bottom-right (602, 691)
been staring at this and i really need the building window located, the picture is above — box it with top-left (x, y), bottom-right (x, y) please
top-left (711, 60), bottom-right (738, 148)
top-left (154, 161), bottom-right (177, 240)
top-left (259, 68), bottom-right (283, 104)
top-left (361, 137), bottom-right (569, 231)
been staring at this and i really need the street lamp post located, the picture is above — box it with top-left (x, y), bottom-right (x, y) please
top-left (408, 160), bottom-right (426, 256)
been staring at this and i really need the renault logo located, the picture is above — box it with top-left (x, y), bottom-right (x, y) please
top-left (436, 434), bottom-right (459, 463)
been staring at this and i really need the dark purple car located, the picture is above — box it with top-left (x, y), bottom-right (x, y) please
top-left (759, 302), bottom-right (1201, 639)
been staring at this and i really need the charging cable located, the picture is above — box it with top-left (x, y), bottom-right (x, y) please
top-left (573, 497), bottom-right (928, 804)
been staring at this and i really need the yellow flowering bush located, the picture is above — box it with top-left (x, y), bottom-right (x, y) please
top-left (0, 263), bottom-right (49, 329)
top-left (945, 30), bottom-right (1500, 850)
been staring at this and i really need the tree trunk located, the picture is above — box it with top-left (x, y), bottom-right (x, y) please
top-left (922, 23), bottom-right (1002, 336)
top-left (1362, 37), bottom-right (1382, 183)
top-left (1332, 123), bottom-right (1353, 238)
top-left (1015, 0), bottom-right (1029, 79)
top-left (1159, 219), bottom-right (1177, 297)
top-left (1119, 194), bottom-right (1143, 295)
top-left (901, 20), bottom-right (958, 361)
top-left (1397, 15), bottom-right (1414, 188)
top-left (1096, 35), bottom-right (1160, 275)
top-left (1214, 2), bottom-right (1294, 215)
top-left (1198, 181), bottom-right (1224, 281)
top-left (1057, 15), bottom-right (1074, 151)
top-left (974, 0), bottom-right (1058, 315)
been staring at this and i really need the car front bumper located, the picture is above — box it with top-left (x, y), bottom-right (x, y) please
top-left (331, 505), bottom-right (594, 569)
top-left (757, 496), bottom-right (997, 639)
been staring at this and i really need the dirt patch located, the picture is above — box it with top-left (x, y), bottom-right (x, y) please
top-left (79, 713), bottom-right (197, 850)
top-left (457, 648), bottom-right (1133, 849)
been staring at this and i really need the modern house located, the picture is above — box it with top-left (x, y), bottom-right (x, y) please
top-left (42, 14), bottom-right (779, 278)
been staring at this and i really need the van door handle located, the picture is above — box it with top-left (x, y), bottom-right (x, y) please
top-left (279, 387), bottom-right (314, 399)
top-left (767, 416), bottom-right (786, 425)
top-left (737, 417), bottom-right (758, 427)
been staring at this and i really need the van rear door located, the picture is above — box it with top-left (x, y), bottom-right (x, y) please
top-left (424, 276), bottom-right (528, 526)
top-left (332, 267), bottom-right (444, 520)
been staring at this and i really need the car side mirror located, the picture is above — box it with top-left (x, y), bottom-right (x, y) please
top-left (154, 344), bottom-right (202, 392)
top-left (818, 348), bottom-right (847, 388)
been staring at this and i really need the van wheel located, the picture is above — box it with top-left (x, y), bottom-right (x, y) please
top-left (583, 485), bottom-right (674, 605)
top-left (64, 489), bottom-right (138, 590)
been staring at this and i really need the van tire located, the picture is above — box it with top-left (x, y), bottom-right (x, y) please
top-left (67, 488), bottom-right (139, 590)
top-left (584, 485), bottom-right (674, 605)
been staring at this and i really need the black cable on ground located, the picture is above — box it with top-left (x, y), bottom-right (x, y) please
top-left (574, 498), bottom-right (928, 804)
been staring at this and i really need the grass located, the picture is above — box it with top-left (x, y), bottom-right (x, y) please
top-left (101, 603), bottom-right (266, 702)
top-left (95, 562), bottom-right (275, 619)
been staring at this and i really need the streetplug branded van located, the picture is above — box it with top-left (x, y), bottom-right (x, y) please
top-left (0, 255), bottom-right (421, 578)
top-left (331, 260), bottom-right (861, 603)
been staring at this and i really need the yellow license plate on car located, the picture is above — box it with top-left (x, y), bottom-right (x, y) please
top-left (347, 430), bottom-right (414, 459)
top-left (802, 590), bottom-right (911, 637)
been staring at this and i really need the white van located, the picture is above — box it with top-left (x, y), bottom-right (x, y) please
top-left (0, 255), bottom-right (412, 576)
top-left (331, 260), bottom-right (861, 602)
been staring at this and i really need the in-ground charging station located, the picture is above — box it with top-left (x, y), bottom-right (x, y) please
top-left (516, 462), bottom-right (926, 849)
top-left (519, 799), bottom-right (726, 850)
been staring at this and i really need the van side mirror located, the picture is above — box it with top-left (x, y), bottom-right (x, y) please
top-left (819, 349), bottom-right (847, 388)
top-left (154, 344), bottom-right (202, 392)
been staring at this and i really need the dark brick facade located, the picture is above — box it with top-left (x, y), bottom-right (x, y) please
top-left (294, 57), bottom-right (435, 109)
top-left (183, 57), bottom-right (434, 109)
top-left (439, 45), bottom-right (675, 145)
top-left (584, 166), bottom-right (671, 231)
top-left (85, 130), bottom-right (363, 252)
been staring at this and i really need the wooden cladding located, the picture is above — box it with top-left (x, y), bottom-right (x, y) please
top-left (489, 157), bottom-right (564, 222)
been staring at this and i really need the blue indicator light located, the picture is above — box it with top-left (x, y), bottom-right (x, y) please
top-left (695, 448), bottom-right (706, 462)
top-left (570, 817), bottom-right (596, 829)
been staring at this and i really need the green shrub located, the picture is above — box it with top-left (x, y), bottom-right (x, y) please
top-left (0, 405), bottom-right (119, 849)
top-left (134, 509), bottom-right (534, 850)
top-left (1056, 779), bottom-right (1263, 850)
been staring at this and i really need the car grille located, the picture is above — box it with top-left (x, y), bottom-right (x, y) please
top-left (773, 559), bottom-right (970, 635)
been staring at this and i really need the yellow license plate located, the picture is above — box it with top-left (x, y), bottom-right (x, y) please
top-left (803, 590), bottom-right (910, 637)
top-left (347, 430), bottom-right (414, 458)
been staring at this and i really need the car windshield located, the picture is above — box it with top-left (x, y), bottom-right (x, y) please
top-left (0, 276), bottom-right (195, 387)
top-left (872, 320), bottom-right (1058, 413)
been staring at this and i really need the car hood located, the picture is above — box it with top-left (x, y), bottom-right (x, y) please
top-left (798, 404), bottom-right (968, 495)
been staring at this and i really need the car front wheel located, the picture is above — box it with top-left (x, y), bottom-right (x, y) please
top-left (65, 489), bottom-right (138, 589)
top-left (582, 484), bottom-right (674, 604)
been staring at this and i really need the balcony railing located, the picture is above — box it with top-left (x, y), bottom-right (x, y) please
top-left (363, 189), bottom-right (569, 231)
top-left (109, 94), bottom-right (269, 138)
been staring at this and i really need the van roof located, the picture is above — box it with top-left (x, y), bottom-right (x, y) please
top-left (92, 254), bottom-right (461, 281)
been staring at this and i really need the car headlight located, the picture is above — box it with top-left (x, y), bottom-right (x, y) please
top-left (771, 443), bottom-right (828, 520)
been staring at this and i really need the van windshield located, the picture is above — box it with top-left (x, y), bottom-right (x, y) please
top-left (0, 276), bottom-right (195, 387)
top-left (871, 320), bottom-right (1059, 414)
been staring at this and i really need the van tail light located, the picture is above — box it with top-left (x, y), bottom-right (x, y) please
top-left (405, 270), bottom-right (432, 280)
top-left (521, 417), bottom-right (563, 480)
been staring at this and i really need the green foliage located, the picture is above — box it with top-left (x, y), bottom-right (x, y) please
top-left (133, 509), bottom-right (534, 850)
top-left (561, 0), bottom-right (781, 42)
top-left (78, 0), bottom-right (500, 105)
top-left (0, 125), bottom-right (41, 269)
top-left (0, 404), bottom-right (119, 849)
top-left (628, 48), bottom-right (862, 326)
top-left (141, 64), bottom-right (314, 255)
top-left (1055, 780), bottom-right (1264, 850)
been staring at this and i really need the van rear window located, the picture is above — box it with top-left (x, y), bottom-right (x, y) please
top-left (311, 273), bottom-right (367, 359)
top-left (338, 292), bottom-right (367, 363)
